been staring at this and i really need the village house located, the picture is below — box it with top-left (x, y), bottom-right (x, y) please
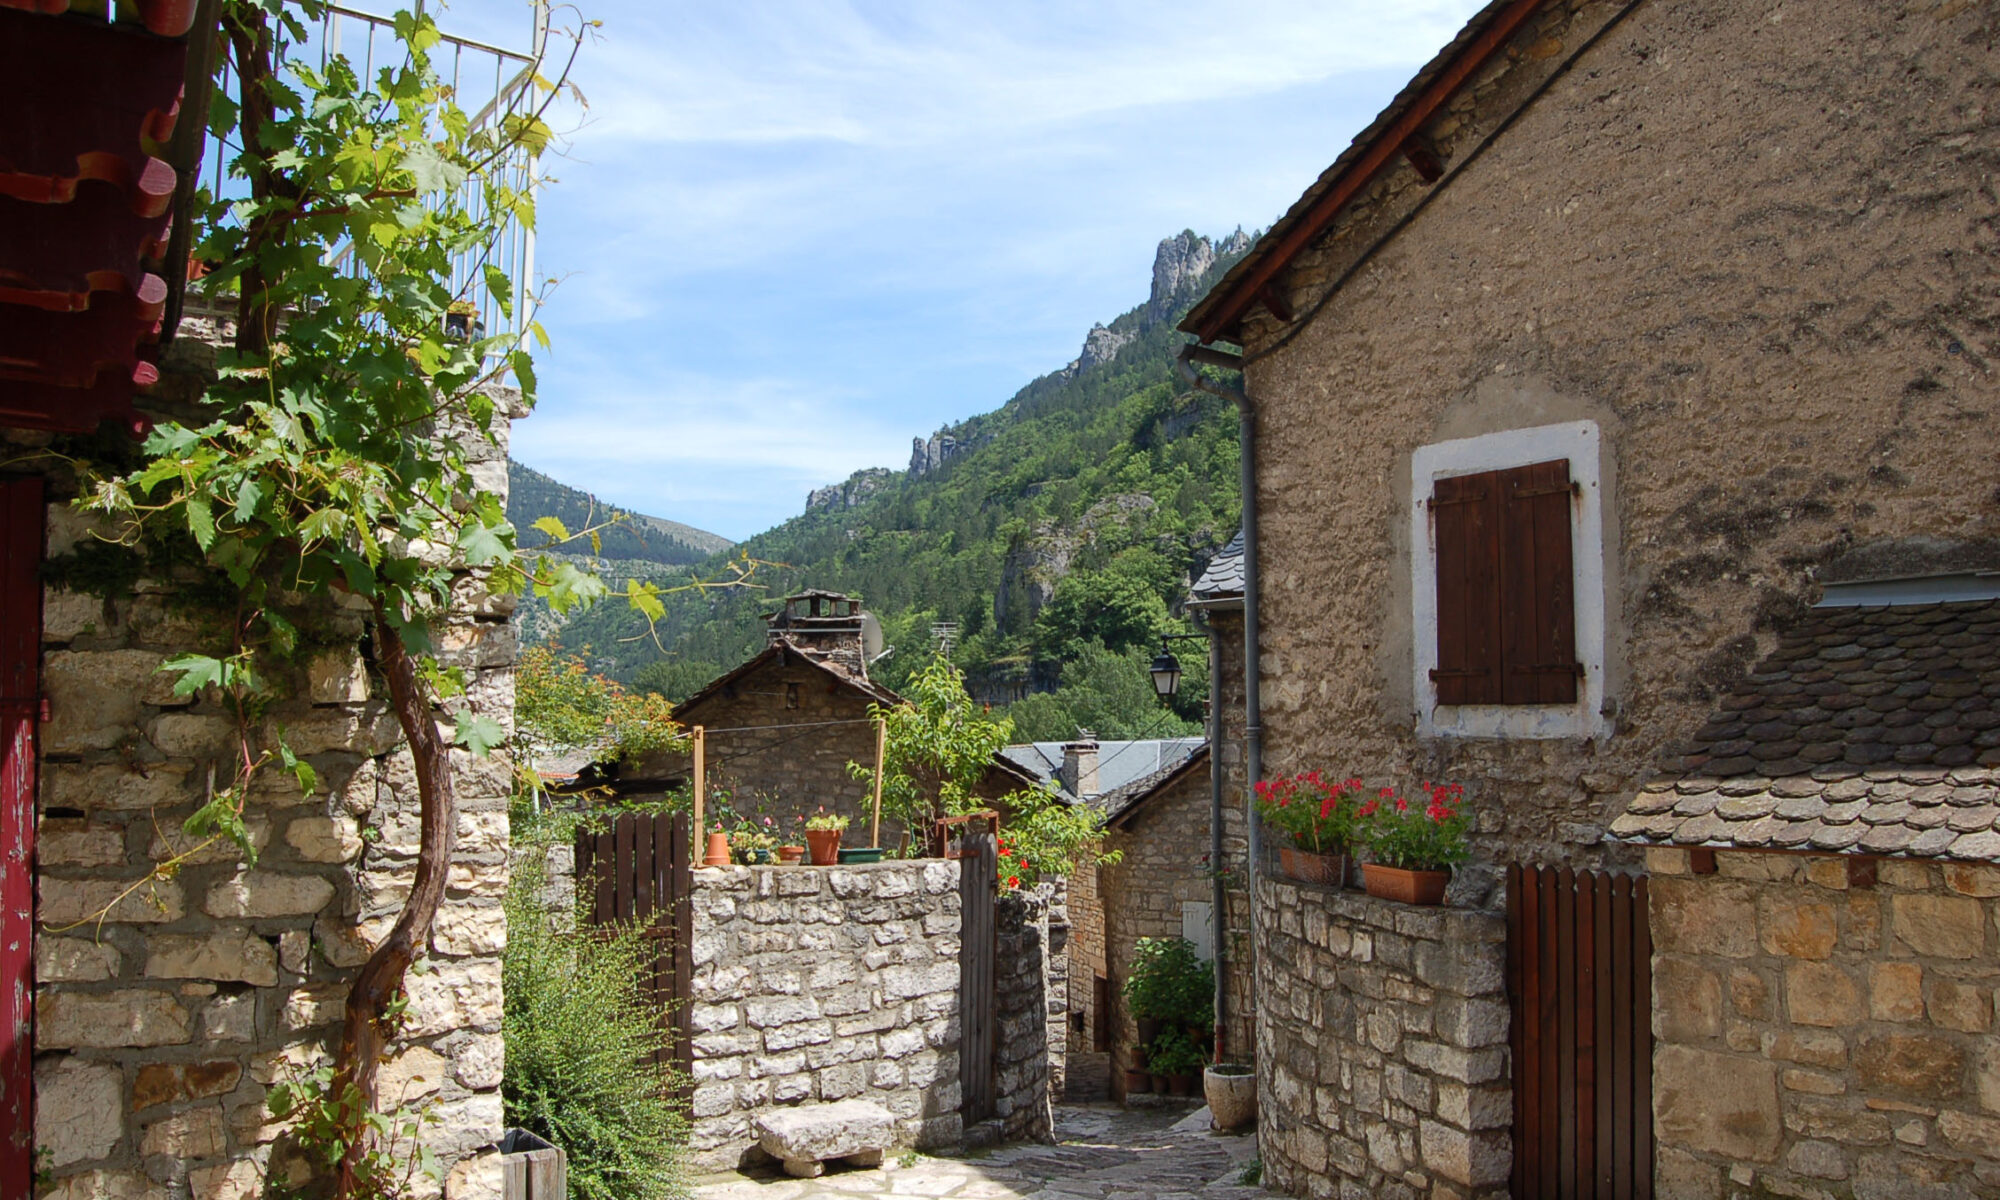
top-left (604, 590), bottom-right (1048, 851)
top-left (5, 5), bottom-right (528, 1195)
top-left (1176, 0), bottom-right (1999, 1196)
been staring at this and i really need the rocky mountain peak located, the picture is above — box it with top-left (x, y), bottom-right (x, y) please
top-left (1147, 228), bottom-right (1250, 322)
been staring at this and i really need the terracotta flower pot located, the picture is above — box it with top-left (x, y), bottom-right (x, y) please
top-left (1123, 1068), bottom-right (1151, 1094)
top-left (702, 831), bottom-right (731, 867)
top-left (1166, 1073), bottom-right (1198, 1098)
top-left (1150, 1074), bottom-right (1169, 1094)
top-left (1135, 1017), bottom-right (1162, 1048)
top-left (1362, 862), bottom-right (1450, 905)
top-left (805, 828), bottom-right (843, 865)
top-left (777, 845), bottom-right (805, 864)
top-left (1279, 846), bottom-right (1348, 888)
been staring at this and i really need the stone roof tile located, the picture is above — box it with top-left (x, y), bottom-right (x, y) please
top-left (1612, 598), bottom-right (2000, 863)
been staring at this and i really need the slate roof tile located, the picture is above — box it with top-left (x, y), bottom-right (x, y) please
top-left (1612, 598), bottom-right (2000, 863)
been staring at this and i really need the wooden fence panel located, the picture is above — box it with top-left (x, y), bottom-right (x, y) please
top-left (575, 812), bottom-right (693, 1095)
top-left (959, 830), bottom-right (996, 1123)
top-left (1508, 863), bottom-right (1653, 1200)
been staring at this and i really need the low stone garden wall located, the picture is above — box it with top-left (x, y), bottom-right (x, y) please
top-left (1647, 848), bottom-right (2000, 1198)
top-left (687, 860), bottom-right (965, 1169)
top-left (1257, 876), bottom-right (1512, 1200)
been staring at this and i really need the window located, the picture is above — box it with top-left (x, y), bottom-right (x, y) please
top-left (1429, 459), bottom-right (1579, 706)
top-left (1411, 421), bottom-right (1608, 740)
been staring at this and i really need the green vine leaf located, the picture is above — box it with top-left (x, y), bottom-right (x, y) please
top-left (454, 714), bottom-right (506, 757)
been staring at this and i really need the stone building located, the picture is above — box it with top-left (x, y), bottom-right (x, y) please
top-left (5, 6), bottom-right (525, 1194)
top-left (612, 591), bottom-right (1047, 851)
top-left (1175, 0), bottom-right (2000, 1194)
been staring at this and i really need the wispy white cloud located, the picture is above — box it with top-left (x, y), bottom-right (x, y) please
top-left (478, 0), bottom-right (1488, 536)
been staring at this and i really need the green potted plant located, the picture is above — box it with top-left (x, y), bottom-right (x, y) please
top-left (732, 822), bottom-right (777, 865)
top-left (1253, 771), bottom-right (1361, 887)
top-left (1147, 1027), bottom-right (1205, 1098)
top-left (1122, 936), bottom-right (1214, 1082)
top-left (1359, 781), bottom-right (1470, 905)
top-left (804, 808), bottom-right (848, 865)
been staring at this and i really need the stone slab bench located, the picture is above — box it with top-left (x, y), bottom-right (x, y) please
top-left (754, 1100), bottom-right (897, 1178)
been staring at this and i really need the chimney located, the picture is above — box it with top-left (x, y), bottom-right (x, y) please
top-left (1060, 731), bottom-right (1100, 799)
top-left (766, 590), bottom-right (868, 675)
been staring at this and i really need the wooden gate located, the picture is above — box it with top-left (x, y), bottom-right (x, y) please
top-left (575, 812), bottom-right (693, 1096)
top-left (0, 478), bottom-right (40, 1200)
top-left (1506, 864), bottom-right (1653, 1200)
top-left (958, 829), bottom-right (996, 1123)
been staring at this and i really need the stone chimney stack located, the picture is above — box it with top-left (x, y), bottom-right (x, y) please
top-left (766, 590), bottom-right (868, 676)
top-left (1060, 731), bottom-right (1100, 799)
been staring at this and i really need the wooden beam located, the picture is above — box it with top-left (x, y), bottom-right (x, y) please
top-left (1193, 0), bottom-right (1549, 343)
top-left (1847, 857), bottom-right (1878, 889)
top-left (1688, 848), bottom-right (1718, 875)
top-left (1257, 281), bottom-right (1294, 323)
top-left (1401, 134), bottom-right (1445, 183)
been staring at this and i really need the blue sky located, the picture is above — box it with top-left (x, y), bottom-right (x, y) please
top-left (457, 1), bottom-right (1486, 542)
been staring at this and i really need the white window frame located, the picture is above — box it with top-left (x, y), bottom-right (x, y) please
top-left (1410, 420), bottom-right (1609, 740)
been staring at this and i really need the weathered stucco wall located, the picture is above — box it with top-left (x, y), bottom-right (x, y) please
top-left (1235, 0), bottom-right (2000, 879)
top-left (686, 860), bottom-right (965, 1169)
top-left (32, 397), bottom-right (521, 1197)
top-left (1257, 878), bottom-right (1511, 1200)
top-left (1647, 847), bottom-right (2000, 1198)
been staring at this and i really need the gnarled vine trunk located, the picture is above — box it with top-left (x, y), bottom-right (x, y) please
top-left (332, 611), bottom-right (457, 1195)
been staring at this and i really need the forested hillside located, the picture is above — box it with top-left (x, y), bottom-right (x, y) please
top-left (507, 461), bottom-right (732, 566)
top-left (530, 230), bottom-right (1253, 741)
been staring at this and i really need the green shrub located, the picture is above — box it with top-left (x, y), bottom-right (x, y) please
top-left (1121, 936), bottom-right (1214, 1028)
top-left (503, 842), bottom-right (688, 1200)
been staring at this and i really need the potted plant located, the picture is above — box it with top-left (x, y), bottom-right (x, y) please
top-left (777, 844), bottom-right (806, 864)
top-left (1358, 781), bottom-right (1470, 905)
top-left (1148, 1027), bottom-right (1204, 1098)
top-left (733, 823), bottom-right (777, 865)
top-left (1203, 1062), bottom-right (1256, 1130)
top-left (804, 808), bottom-right (848, 865)
top-left (778, 812), bottom-right (807, 862)
top-left (1253, 771), bottom-right (1360, 887)
top-left (1122, 935), bottom-right (1214, 1097)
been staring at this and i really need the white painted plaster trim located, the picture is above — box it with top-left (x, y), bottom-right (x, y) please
top-left (1410, 420), bottom-right (1610, 741)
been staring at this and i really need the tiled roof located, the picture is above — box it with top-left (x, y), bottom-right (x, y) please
top-left (1101, 744), bottom-right (1208, 828)
top-left (1610, 599), bottom-right (2000, 861)
top-left (1191, 530), bottom-right (1244, 600)
top-left (0, 1), bottom-right (208, 433)
top-left (998, 738), bottom-right (1206, 802)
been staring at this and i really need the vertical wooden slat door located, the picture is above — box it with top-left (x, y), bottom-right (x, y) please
top-left (574, 811), bottom-right (693, 1099)
top-left (958, 831), bottom-right (996, 1124)
top-left (1507, 863), bottom-right (1652, 1200)
top-left (0, 478), bottom-right (40, 1198)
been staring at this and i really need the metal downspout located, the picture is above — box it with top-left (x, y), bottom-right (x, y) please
top-left (1175, 342), bottom-right (1264, 1044)
top-left (1204, 617), bottom-right (1227, 1060)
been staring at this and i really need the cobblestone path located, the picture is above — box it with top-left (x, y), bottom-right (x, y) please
top-left (693, 1105), bottom-right (1267, 1200)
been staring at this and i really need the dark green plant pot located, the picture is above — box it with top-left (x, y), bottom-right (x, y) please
top-left (838, 847), bottom-right (883, 864)
top-left (742, 848), bottom-right (774, 865)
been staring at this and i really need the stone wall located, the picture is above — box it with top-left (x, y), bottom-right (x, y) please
top-left (1257, 878), bottom-right (1511, 1200)
top-left (1233, 0), bottom-right (1999, 880)
top-left (992, 888), bottom-right (1057, 1144)
top-left (1647, 847), bottom-right (2000, 1198)
top-left (686, 859), bottom-right (965, 1169)
top-left (1208, 606), bottom-right (1256, 1061)
top-left (33, 395), bottom-right (520, 1198)
top-left (1101, 761), bottom-right (1255, 1095)
top-left (1065, 856), bottom-right (1104, 1051)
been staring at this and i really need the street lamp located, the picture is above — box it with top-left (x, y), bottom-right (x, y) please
top-left (1150, 632), bottom-right (1208, 703)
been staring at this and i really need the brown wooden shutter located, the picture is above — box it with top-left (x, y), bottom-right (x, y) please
top-left (1430, 459), bottom-right (1578, 707)
top-left (1499, 460), bottom-right (1578, 704)
top-left (1430, 470), bottom-right (1503, 704)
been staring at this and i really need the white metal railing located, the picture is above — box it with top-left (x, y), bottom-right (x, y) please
top-left (199, 1), bottom-right (548, 349)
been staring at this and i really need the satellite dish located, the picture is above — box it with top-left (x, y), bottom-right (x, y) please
top-left (862, 613), bottom-right (885, 662)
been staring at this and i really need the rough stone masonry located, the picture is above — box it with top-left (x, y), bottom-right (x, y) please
top-left (686, 860), bottom-right (966, 1169)
top-left (1257, 877), bottom-right (1511, 1200)
top-left (32, 376), bottom-right (523, 1199)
